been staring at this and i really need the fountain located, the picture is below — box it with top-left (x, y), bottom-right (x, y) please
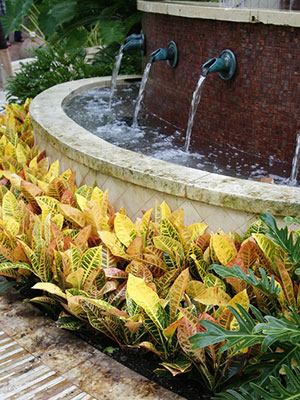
top-left (184, 50), bottom-right (236, 152)
top-left (290, 133), bottom-right (300, 185)
top-left (133, 41), bottom-right (178, 126)
top-left (30, 1), bottom-right (300, 233)
top-left (108, 33), bottom-right (145, 109)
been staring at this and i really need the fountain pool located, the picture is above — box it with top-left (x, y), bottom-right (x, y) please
top-left (30, 76), bottom-right (300, 233)
top-left (63, 82), bottom-right (295, 185)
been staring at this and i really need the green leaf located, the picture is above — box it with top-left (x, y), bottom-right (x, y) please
top-left (210, 264), bottom-right (281, 297)
top-left (254, 308), bottom-right (300, 351)
top-left (99, 20), bottom-right (125, 46)
top-left (259, 213), bottom-right (300, 266)
top-left (190, 304), bottom-right (264, 354)
top-left (214, 365), bottom-right (300, 400)
top-left (0, 0), bottom-right (33, 36)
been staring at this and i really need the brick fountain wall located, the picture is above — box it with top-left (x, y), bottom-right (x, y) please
top-left (142, 13), bottom-right (300, 179)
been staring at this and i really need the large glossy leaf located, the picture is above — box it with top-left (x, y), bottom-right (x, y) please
top-left (253, 233), bottom-right (279, 273)
top-left (177, 316), bottom-right (205, 363)
top-left (32, 282), bottom-right (67, 299)
top-left (99, 231), bottom-right (129, 259)
top-left (194, 286), bottom-right (231, 307)
top-left (169, 268), bottom-right (189, 321)
top-left (153, 235), bottom-right (184, 266)
top-left (277, 259), bottom-right (296, 308)
top-left (114, 212), bottom-right (137, 247)
top-left (58, 203), bottom-right (86, 227)
top-left (160, 218), bottom-right (181, 243)
top-left (79, 246), bottom-right (102, 287)
top-left (237, 240), bottom-right (258, 269)
top-left (211, 232), bottom-right (237, 266)
top-left (155, 200), bottom-right (171, 223)
top-left (127, 274), bottom-right (167, 331)
top-left (2, 190), bottom-right (18, 218)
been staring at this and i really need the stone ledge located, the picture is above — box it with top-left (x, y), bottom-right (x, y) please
top-left (137, 0), bottom-right (300, 27)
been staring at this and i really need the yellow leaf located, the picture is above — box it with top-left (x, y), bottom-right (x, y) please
top-left (66, 268), bottom-right (85, 289)
top-left (277, 259), bottom-right (296, 308)
top-left (127, 274), bottom-right (167, 330)
top-left (188, 222), bottom-right (208, 241)
top-left (16, 144), bottom-right (27, 164)
top-left (3, 216), bottom-right (19, 236)
top-left (36, 196), bottom-right (59, 214)
top-left (51, 214), bottom-right (64, 230)
top-left (155, 200), bottom-right (171, 223)
top-left (99, 231), bottom-right (129, 259)
top-left (163, 316), bottom-right (183, 339)
top-left (2, 190), bottom-right (18, 218)
top-left (29, 156), bottom-right (38, 170)
top-left (91, 186), bottom-right (104, 206)
top-left (1, 172), bottom-right (22, 190)
top-left (46, 160), bottom-right (60, 181)
top-left (169, 268), bottom-right (190, 321)
top-left (186, 280), bottom-right (206, 298)
top-left (211, 232), bottom-right (237, 265)
top-left (195, 286), bottom-right (231, 306)
top-left (114, 212), bottom-right (137, 247)
top-left (4, 142), bottom-right (16, 158)
top-left (58, 203), bottom-right (86, 227)
top-left (32, 282), bottom-right (67, 299)
top-left (75, 193), bottom-right (88, 211)
top-left (37, 179), bottom-right (49, 193)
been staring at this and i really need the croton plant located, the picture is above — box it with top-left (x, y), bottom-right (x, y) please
top-left (0, 101), bottom-right (299, 399)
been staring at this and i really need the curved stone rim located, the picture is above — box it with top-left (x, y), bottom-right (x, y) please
top-left (30, 76), bottom-right (300, 217)
top-left (137, 0), bottom-right (300, 28)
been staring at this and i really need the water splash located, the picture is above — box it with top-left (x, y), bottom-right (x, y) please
top-left (132, 62), bottom-right (153, 127)
top-left (184, 75), bottom-right (206, 152)
top-left (108, 43), bottom-right (125, 109)
top-left (290, 132), bottom-right (300, 184)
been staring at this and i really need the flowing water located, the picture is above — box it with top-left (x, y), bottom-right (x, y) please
top-left (64, 83), bottom-right (297, 186)
top-left (184, 75), bottom-right (206, 152)
top-left (290, 132), bottom-right (300, 184)
top-left (132, 62), bottom-right (152, 127)
top-left (108, 44), bottom-right (124, 109)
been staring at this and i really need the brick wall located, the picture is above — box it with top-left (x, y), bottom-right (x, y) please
top-left (142, 13), bottom-right (300, 179)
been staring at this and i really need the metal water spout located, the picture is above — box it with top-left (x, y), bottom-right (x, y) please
top-left (150, 41), bottom-right (178, 68)
top-left (201, 49), bottom-right (236, 80)
top-left (123, 33), bottom-right (145, 54)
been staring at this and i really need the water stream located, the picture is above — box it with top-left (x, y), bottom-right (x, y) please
top-left (132, 62), bottom-right (152, 127)
top-left (290, 132), bottom-right (300, 184)
top-left (184, 75), bottom-right (206, 152)
top-left (108, 43), bottom-right (124, 109)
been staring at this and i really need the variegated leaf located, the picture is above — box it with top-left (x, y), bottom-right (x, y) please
top-left (127, 274), bottom-right (167, 330)
top-left (211, 232), bottom-right (237, 266)
top-left (2, 190), bottom-right (18, 218)
top-left (32, 282), bottom-right (67, 299)
top-left (169, 268), bottom-right (190, 321)
top-left (114, 213), bottom-right (137, 247)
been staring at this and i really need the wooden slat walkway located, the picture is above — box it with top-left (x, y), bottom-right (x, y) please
top-left (0, 331), bottom-right (95, 400)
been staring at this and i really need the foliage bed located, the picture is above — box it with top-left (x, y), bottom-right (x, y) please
top-left (0, 103), bottom-right (300, 399)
